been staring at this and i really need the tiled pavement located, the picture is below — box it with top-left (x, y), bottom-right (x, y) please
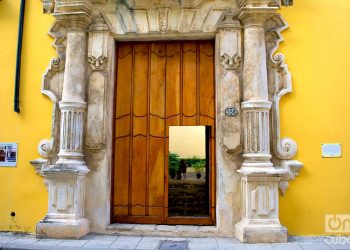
top-left (1, 233), bottom-right (350, 250)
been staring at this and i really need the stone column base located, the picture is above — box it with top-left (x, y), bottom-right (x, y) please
top-left (235, 220), bottom-right (287, 243)
top-left (36, 217), bottom-right (89, 239)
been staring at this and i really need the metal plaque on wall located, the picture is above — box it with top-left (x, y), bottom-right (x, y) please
top-left (322, 143), bottom-right (341, 158)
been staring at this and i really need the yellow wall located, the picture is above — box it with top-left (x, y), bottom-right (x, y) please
top-left (279, 1), bottom-right (350, 235)
top-left (0, 0), bottom-right (349, 235)
top-left (0, 0), bottom-right (54, 233)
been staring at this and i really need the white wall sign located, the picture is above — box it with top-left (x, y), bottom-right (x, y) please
top-left (322, 143), bottom-right (341, 158)
top-left (0, 143), bottom-right (18, 167)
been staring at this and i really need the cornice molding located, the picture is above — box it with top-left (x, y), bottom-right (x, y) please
top-left (239, 0), bottom-right (292, 8)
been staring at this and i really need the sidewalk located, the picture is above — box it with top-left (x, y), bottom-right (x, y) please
top-left (0, 232), bottom-right (349, 250)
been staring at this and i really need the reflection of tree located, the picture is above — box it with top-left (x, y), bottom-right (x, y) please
top-left (169, 152), bottom-right (180, 179)
top-left (185, 156), bottom-right (206, 168)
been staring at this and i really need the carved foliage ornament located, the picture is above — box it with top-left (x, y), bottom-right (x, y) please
top-left (157, 8), bottom-right (169, 33)
top-left (220, 53), bottom-right (241, 70)
top-left (88, 19), bottom-right (109, 71)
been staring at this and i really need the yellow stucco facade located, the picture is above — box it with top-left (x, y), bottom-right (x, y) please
top-left (0, 0), bottom-right (349, 236)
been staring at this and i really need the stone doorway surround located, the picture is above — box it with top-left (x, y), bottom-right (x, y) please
top-left (30, 0), bottom-right (303, 243)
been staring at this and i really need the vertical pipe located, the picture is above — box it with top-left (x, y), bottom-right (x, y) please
top-left (14, 0), bottom-right (26, 113)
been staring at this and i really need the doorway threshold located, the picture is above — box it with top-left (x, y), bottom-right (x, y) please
top-left (106, 224), bottom-right (219, 237)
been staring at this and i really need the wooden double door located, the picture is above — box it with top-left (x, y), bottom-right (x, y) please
top-left (112, 41), bottom-right (215, 225)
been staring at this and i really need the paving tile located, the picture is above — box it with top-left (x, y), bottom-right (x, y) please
top-left (0, 235), bottom-right (18, 244)
top-left (159, 240), bottom-right (188, 250)
top-left (324, 238), bottom-right (350, 250)
top-left (188, 243), bottom-right (218, 250)
top-left (93, 235), bottom-right (119, 241)
top-left (33, 239), bottom-right (63, 246)
top-left (245, 243), bottom-right (274, 250)
top-left (57, 239), bottom-right (89, 247)
top-left (10, 237), bottom-right (38, 245)
top-left (327, 244), bottom-right (350, 250)
top-left (216, 237), bottom-right (241, 244)
top-left (166, 238), bottom-right (187, 241)
top-left (188, 238), bottom-right (218, 250)
top-left (136, 237), bottom-right (164, 250)
top-left (289, 236), bottom-right (324, 242)
top-left (110, 236), bottom-right (142, 249)
top-left (81, 233), bottom-right (98, 240)
top-left (188, 238), bottom-right (217, 244)
top-left (273, 242), bottom-right (303, 250)
top-left (299, 241), bottom-right (332, 249)
top-left (218, 244), bottom-right (246, 250)
top-left (217, 238), bottom-right (245, 250)
top-left (84, 239), bottom-right (114, 248)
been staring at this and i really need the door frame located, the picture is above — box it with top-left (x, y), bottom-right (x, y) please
top-left (100, 21), bottom-right (244, 235)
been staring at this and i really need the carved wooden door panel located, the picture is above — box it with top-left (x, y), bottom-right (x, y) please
top-left (112, 41), bottom-right (215, 224)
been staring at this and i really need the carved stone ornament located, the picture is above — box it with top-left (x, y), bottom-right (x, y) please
top-left (29, 20), bottom-right (67, 175)
top-left (220, 53), bottom-right (241, 70)
top-left (42, 0), bottom-right (55, 14)
top-left (157, 8), bottom-right (169, 33)
top-left (102, 1), bottom-right (236, 37)
top-left (33, 0), bottom-right (302, 243)
top-left (251, 185), bottom-right (275, 216)
top-left (265, 13), bottom-right (303, 192)
top-left (88, 18), bottom-right (109, 71)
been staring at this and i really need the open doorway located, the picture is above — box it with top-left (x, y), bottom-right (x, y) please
top-left (168, 126), bottom-right (211, 217)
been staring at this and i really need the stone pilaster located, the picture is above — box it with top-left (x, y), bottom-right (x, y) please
top-left (215, 12), bottom-right (242, 235)
top-left (37, 0), bottom-right (92, 239)
top-left (235, 2), bottom-right (288, 243)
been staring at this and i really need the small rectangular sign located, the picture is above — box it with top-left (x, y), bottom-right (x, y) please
top-left (0, 143), bottom-right (18, 167)
top-left (322, 143), bottom-right (341, 158)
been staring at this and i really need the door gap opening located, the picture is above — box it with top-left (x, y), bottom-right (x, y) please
top-left (168, 126), bottom-right (210, 217)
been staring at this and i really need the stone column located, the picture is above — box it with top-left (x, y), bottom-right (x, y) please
top-left (36, 0), bottom-right (92, 239)
top-left (235, 4), bottom-right (288, 243)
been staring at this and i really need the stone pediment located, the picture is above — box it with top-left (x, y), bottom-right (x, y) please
top-left (102, 0), bottom-right (239, 36)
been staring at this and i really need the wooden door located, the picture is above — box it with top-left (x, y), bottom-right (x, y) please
top-left (112, 41), bottom-right (215, 224)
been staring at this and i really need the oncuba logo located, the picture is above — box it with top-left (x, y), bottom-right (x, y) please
top-left (325, 214), bottom-right (350, 233)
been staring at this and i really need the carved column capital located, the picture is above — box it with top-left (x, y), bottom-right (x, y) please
top-left (238, 0), bottom-right (280, 29)
top-left (238, 10), bottom-right (275, 28)
top-left (50, 0), bottom-right (93, 29)
top-left (218, 11), bottom-right (242, 29)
